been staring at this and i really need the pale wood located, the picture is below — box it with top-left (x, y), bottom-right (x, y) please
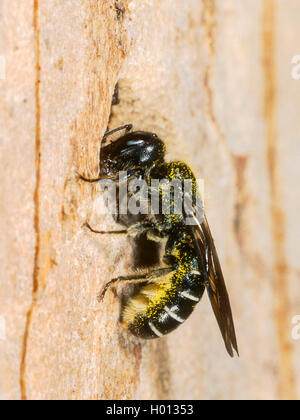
top-left (0, 0), bottom-right (300, 400)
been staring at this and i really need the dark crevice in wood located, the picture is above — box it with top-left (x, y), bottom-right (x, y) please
top-left (20, 0), bottom-right (41, 401)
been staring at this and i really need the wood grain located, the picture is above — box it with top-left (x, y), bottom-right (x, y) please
top-left (0, 0), bottom-right (299, 400)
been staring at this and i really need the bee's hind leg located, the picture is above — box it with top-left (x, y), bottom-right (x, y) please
top-left (98, 274), bottom-right (150, 302)
top-left (98, 267), bottom-right (174, 302)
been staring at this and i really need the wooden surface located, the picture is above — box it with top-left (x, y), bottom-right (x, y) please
top-left (0, 0), bottom-right (300, 400)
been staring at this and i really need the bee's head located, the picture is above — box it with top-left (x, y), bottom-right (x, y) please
top-left (100, 131), bottom-right (165, 179)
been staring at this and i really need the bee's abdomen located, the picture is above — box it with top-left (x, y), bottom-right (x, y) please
top-left (126, 279), bottom-right (205, 339)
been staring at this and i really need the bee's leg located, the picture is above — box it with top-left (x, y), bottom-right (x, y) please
top-left (98, 274), bottom-right (149, 302)
top-left (85, 222), bottom-right (127, 235)
top-left (125, 222), bottom-right (161, 240)
top-left (103, 124), bottom-right (132, 142)
top-left (78, 173), bottom-right (107, 183)
top-left (79, 125), bottom-right (133, 182)
top-left (85, 222), bottom-right (157, 237)
top-left (98, 267), bottom-right (174, 302)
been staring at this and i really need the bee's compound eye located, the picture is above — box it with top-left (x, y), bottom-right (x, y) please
top-left (152, 133), bottom-right (158, 138)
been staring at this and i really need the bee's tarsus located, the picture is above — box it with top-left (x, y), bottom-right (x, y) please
top-left (97, 291), bottom-right (106, 303)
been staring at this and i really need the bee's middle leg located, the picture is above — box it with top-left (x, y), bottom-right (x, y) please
top-left (85, 222), bottom-right (156, 237)
top-left (85, 222), bottom-right (127, 235)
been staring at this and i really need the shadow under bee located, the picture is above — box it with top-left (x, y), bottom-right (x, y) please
top-left (119, 233), bottom-right (161, 322)
top-left (133, 233), bottom-right (161, 269)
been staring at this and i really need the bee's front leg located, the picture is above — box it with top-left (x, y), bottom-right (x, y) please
top-left (78, 171), bottom-right (108, 183)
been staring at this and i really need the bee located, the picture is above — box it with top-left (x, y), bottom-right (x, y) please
top-left (80, 124), bottom-right (238, 357)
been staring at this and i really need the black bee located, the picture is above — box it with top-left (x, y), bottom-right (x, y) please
top-left (80, 125), bottom-right (238, 357)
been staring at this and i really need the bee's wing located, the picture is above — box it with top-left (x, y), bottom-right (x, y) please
top-left (187, 214), bottom-right (239, 357)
